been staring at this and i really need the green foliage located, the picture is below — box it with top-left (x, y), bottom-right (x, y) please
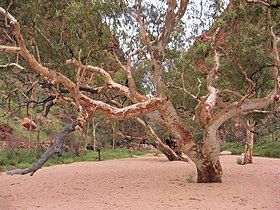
top-left (0, 149), bottom-right (37, 167)
top-left (0, 148), bottom-right (150, 172)
top-left (1, 0), bottom-right (126, 88)
top-left (194, 42), bottom-right (212, 60)
top-left (113, 70), bottom-right (126, 84)
top-left (186, 177), bottom-right (195, 183)
top-left (0, 107), bottom-right (65, 142)
top-left (221, 143), bottom-right (280, 158)
top-left (101, 149), bottom-right (149, 160)
top-left (186, 172), bottom-right (196, 183)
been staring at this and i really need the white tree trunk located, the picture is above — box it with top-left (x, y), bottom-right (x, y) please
top-left (182, 127), bottom-right (222, 183)
top-left (92, 120), bottom-right (98, 151)
top-left (243, 120), bottom-right (255, 164)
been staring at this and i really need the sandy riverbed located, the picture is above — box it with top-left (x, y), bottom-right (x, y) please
top-left (0, 155), bottom-right (279, 210)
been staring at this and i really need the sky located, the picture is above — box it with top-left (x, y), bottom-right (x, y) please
top-left (109, 0), bottom-right (230, 54)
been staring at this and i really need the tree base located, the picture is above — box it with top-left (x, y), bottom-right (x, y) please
top-left (243, 158), bottom-right (252, 164)
top-left (197, 160), bottom-right (222, 183)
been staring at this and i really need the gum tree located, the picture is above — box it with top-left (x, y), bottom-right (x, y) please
top-left (0, 0), bottom-right (279, 182)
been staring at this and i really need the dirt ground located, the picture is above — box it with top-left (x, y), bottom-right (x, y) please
top-left (0, 154), bottom-right (279, 210)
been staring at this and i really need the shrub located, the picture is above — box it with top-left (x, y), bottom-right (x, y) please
top-left (186, 172), bottom-right (195, 183)
top-left (236, 157), bottom-right (243, 165)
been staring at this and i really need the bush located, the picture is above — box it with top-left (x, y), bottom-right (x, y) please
top-left (236, 157), bottom-right (243, 165)
top-left (186, 172), bottom-right (195, 183)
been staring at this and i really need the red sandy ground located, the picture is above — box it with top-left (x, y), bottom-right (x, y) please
top-left (0, 155), bottom-right (279, 210)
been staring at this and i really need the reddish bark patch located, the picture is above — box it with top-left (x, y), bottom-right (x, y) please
top-left (0, 123), bottom-right (13, 141)
top-left (20, 118), bottom-right (37, 131)
top-left (197, 160), bottom-right (222, 183)
top-left (195, 59), bottom-right (210, 74)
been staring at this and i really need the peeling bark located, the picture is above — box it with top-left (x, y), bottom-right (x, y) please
top-left (183, 127), bottom-right (222, 183)
top-left (197, 159), bottom-right (222, 183)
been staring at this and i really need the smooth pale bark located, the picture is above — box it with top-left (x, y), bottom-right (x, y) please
top-left (243, 120), bottom-right (255, 164)
top-left (181, 126), bottom-right (223, 183)
top-left (197, 129), bottom-right (222, 183)
top-left (135, 2), bottom-right (279, 183)
top-left (92, 120), bottom-right (98, 151)
top-left (183, 49), bottom-right (223, 183)
top-left (112, 123), bottom-right (116, 150)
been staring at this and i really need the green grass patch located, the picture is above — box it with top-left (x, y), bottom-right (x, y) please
top-left (221, 143), bottom-right (280, 158)
top-left (0, 148), bottom-right (150, 172)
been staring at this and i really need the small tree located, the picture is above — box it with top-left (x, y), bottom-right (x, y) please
top-left (243, 119), bottom-right (255, 164)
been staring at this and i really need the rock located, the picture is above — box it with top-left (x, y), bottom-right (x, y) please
top-left (219, 150), bottom-right (232, 155)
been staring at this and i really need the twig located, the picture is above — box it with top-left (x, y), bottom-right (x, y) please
top-left (0, 63), bottom-right (24, 70)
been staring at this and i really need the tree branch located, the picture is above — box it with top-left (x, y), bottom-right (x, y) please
top-left (6, 122), bottom-right (78, 176)
top-left (135, 117), bottom-right (186, 161)
top-left (80, 96), bottom-right (165, 121)
top-left (247, 0), bottom-right (280, 8)
top-left (0, 7), bottom-right (16, 23)
top-left (160, 0), bottom-right (177, 46)
top-left (115, 47), bottom-right (149, 102)
top-left (195, 49), bottom-right (221, 128)
top-left (67, 58), bottom-right (135, 99)
top-left (0, 62), bottom-right (24, 70)
top-left (0, 8), bottom-right (80, 101)
top-left (0, 45), bottom-right (20, 53)
top-left (132, 7), bottom-right (153, 50)
top-left (175, 0), bottom-right (189, 20)
top-left (208, 26), bottom-right (279, 130)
